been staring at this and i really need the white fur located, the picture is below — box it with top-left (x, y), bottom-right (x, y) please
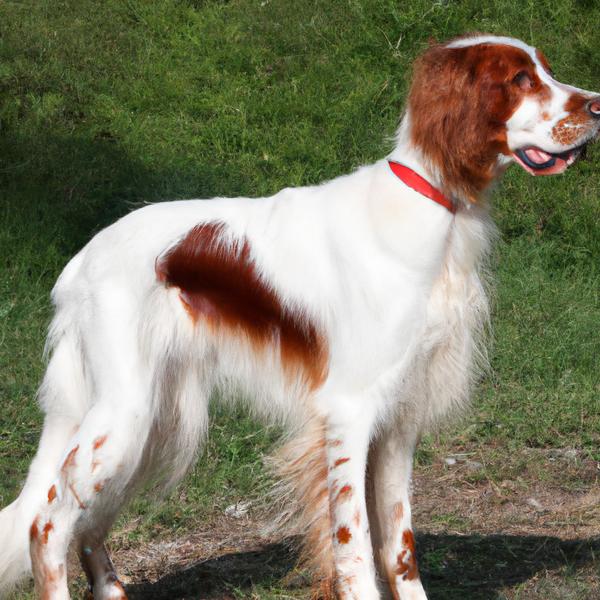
top-left (0, 34), bottom-right (597, 600)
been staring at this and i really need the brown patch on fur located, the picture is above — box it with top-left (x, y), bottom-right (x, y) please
top-left (113, 580), bottom-right (128, 599)
top-left (30, 519), bottom-right (65, 599)
top-left (61, 445), bottom-right (79, 472)
top-left (68, 482), bottom-right (87, 509)
top-left (92, 435), bottom-right (108, 450)
top-left (41, 522), bottom-right (53, 545)
top-left (336, 485), bottom-right (353, 502)
top-left (94, 481), bottom-right (105, 493)
top-left (30, 519), bottom-right (39, 541)
top-left (328, 439), bottom-right (343, 448)
top-left (333, 457), bottom-right (350, 468)
top-left (156, 222), bottom-right (328, 390)
top-left (154, 257), bottom-right (167, 283)
top-left (47, 485), bottom-right (57, 504)
top-left (536, 49), bottom-right (553, 75)
top-left (336, 574), bottom-right (358, 599)
top-left (396, 530), bottom-right (419, 581)
top-left (565, 93), bottom-right (589, 113)
top-left (353, 509), bottom-right (361, 528)
top-left (392, 502), bottom-right (404, 524)
top-left (552, 93), bottom-right (593, 146)
top-left (552, 121), bottom-right (588, 146)
top-left (409, 40), bottom-right (551, 201)
top-left (336, 526), bottom-right (352, 544)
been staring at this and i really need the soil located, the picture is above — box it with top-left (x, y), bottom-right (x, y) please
top-left (71, 446), bottom-right (599, 599)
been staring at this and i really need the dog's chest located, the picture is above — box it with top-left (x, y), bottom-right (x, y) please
top-left (350, 207), bottom-right (491, 410)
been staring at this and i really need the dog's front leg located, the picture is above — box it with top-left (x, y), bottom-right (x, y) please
top-left (371, 427), bottom-right (428, 600)
top-left (326, 415), bottom-right (380, 599)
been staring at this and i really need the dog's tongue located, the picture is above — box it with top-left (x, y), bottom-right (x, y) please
top-left (524, 148), bottom-right (553, 164)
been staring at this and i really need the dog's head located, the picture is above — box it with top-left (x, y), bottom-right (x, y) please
top-left (407, 34), bottom-right (600, 201)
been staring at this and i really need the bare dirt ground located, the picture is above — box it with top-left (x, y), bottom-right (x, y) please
top-left (73, 446), bottom-right (599, 599)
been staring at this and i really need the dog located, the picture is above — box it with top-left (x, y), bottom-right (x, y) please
top-left (1, 33), bottom-right (599, 600)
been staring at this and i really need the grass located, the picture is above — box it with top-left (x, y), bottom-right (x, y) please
top-left (0, 0), bottom-right (599, 597)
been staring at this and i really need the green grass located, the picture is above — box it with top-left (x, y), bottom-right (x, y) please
top-left (1, 0), bottom-right (599, 597)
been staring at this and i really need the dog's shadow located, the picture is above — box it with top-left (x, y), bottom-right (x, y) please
top-left (124, 533), bottom-right (599, 599)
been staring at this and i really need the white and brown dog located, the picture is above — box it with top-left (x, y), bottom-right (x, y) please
top-left (1, 34), bottom-right (599, 600)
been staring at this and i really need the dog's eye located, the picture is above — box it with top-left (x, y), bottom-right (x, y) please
top-left (513, 70), bottom-right (534, 90)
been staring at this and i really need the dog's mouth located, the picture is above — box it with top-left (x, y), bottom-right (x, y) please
top-left (512, 145), bottom-right (585, 176)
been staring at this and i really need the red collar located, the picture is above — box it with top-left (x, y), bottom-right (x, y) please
top-left (388, 161), bottom-right (456, 214)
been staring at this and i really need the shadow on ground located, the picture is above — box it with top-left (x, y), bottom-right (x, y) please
top-left (126, 541), bottom-right (298, 600)
top-left (124, 533), bottom-right (600, 599)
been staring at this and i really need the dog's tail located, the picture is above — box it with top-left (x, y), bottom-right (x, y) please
top-left (0, 498), bottom-right (31, 599)
top-left (268, 417), bottom-right (335, 597)
top-left (0, 310), bottom-right (87, 598)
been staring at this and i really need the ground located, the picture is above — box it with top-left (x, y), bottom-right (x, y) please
top-left (56, 443), bottom-right (598, 599)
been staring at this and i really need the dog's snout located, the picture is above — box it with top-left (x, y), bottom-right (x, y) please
top-left (586, 97), bottom-right (600, 118)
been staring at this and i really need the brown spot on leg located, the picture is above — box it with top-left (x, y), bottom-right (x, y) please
top-left (94, 481), bottom-right (105, 493)
top-left (114, 579), bottom-right (128, 599)
top-left (41, 522), bottom-right (54, 545)
top-left (333, 457), bottom-right (350, 468)
top-left (336, 526), bottom-right (352, 544)
top-left (396, 529), bottom-right (419, 581)
top-left (336, 485), bottom-right (353, 503)
top-left (68, 482), bottom-right (87, 509)
top-left (336, 573), bottom-right (359, 599)
top-left (402, 530), bottom-right (416, 555)
top-left (353, 509), bottom-right (361, 528)
top-left (392, 501), bottom-right (404, 524)
top-left (92, 435), bottom-right (108, 450)
top-left (61, 445), bottom-right (79, 472)
top-left (30, 518), bottom-right (39, 541)
top-left (30, 518), bottom-right (65, 599)
top-left (47, 485), bottom-right (57, 504)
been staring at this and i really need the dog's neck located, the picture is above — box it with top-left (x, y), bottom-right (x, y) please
top-left (389, 113), bottom-right (508, 207)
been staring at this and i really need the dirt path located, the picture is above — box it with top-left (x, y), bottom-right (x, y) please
top-left (87, 447), bottom-right (599, 599)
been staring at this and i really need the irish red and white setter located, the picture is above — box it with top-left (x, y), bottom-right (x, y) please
top-left (1, 34), bottom-right (599, 600)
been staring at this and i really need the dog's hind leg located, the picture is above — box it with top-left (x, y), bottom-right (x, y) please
top-left (28, 296), bottom-right (162, 599)
top-left (29, 380), bottom-right (154, 600)
top-left (79, 542), bottom-right (126, 600)
top-left (0, 333), bottom-right (90, 596)
top-left (76, 504), bottom-right (129, 600)
top-left (370, 426), bottom-right (428, 600)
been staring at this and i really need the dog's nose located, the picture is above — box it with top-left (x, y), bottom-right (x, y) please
top-left (587, 97), bottom-right (600, 118)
